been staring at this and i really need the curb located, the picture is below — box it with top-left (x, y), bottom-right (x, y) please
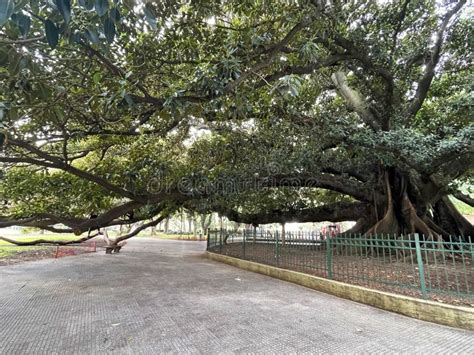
top-left (205, 251), bottom-right (474, 331)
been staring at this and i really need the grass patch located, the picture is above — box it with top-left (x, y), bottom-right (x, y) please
top-left (452, 197), bottom-right (474, 215)
top-left (0, 234), bottom-right (77, 245)
top-left (0, 234), bottom-right (78, 260)
top-left (138, 232), bottom-right (206, 240)
top-left (0, 244), bottom-right (48, 258)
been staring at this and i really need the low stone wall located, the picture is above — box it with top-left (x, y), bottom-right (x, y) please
top-left (206, 251), bottom-right (474, 331)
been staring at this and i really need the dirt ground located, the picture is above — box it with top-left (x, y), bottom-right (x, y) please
top-left (0, 240), bottom-right (103, 266)
top-left (211, 242), bottom-right (474, 307)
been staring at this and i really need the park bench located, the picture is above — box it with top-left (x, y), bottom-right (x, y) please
top-left (105, 242), bottom-right (126, 254)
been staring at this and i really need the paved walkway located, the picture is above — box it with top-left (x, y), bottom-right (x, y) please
top-left (0, 238), bottom-right (472, 354)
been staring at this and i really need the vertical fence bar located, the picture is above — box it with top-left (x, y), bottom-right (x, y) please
top-left (469, 236), bottom-right (473, 269)
top-left (275, 231), bottom-right (280, 267)
top-left (414, 233), bottom-right (427, 298)
top-left (206, 230), bottom-right (210, 250)
top-left (243, 229), bottom-right (246, 259)
top-left (326, 237), bottom-right (333, 279)
top-left (219, 229), bottom-right (223, 254)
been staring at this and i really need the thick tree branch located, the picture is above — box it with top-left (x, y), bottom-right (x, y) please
top-left (0, 232), bottom-right (100, 246)
top-left (255, 53), bottom-right (352, 88)
top-left (0, 201), bottom-right (140, 234)
top-left (324, 32), bottom-right (396, 120)
top-left (5, 138), bottom-right (144, 202)
top-left (389, 0), bottom-right (411, 62)
top-left (331, 35), bottom-right (394, 90)
top-left (259, 173), bottom-right (375, 202)
top-left (453, 192), bottom-right (474, 207)
top-left (225, 16), bottom-right (316, 93)
top-left (128, 17), bottom-right (317, 108)
top-left (222, 202), bottom-right (369, 225)
top-left (115, 215), bottom-right (168, 243)
top-left (407, 0), bottom-right (467, 117)
top-left (82, 42), bottom-right (153, 100)
top-left (432, 151), bottom-right (474, 184)
top-left (331, 71), bottom-right (380, 130)
top-left (0, 36), bottom-right (45, 44)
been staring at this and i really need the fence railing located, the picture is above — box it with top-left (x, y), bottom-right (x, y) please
top-left (207, 229), bottom-right (473, 303)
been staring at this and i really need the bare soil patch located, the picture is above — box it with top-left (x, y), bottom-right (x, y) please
top-left (0, 240), bottom-right (104, 266)
top-left (211, 243), bottom-right (474, 307)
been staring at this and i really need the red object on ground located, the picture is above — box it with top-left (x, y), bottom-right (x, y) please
top-left (321, 224), bottom-right (341, 239)
top-left (54, 241), bottom-right (97, 259)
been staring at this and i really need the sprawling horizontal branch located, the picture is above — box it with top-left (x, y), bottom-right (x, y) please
top-left (224, 16), bottom-right (316, 93)
top-left (255, 53), bottom-right (352, 89)
top-left (453, 192), bottom-right (474, 207)
top-left (0, 36), bottom-right (45, 44)
top-left (99, 17), bottom-right (318, 111)
top-left (0, 232), bottom-right (100, 246)
top-left (115, 216), bottom-right (167, 243)
top-left (320, 166), bottom-right (371, 184)
top-left (4, 138), bottom-right (143, 201)
top-left (72, 201), bottom-right (144, 234)
top-left (222, 201), bottom-right (369, 225)
top-left (262, 174), bottom-right (376, 202)
top-left (0, 200), bottom-right (142, 234)
top-left (0, 217), bottom-right (38, 228)
top-left (0, 213), bottom-right (87, 231)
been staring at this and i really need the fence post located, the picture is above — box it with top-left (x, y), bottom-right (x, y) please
top-left (414, 233), bottom-right (427, 298)
top-left (275, 231), bottom-right (280, 266)
top-left (206, 230), bottom-right (210, 250)
top-left (242, 229), bottom-right (246, 258)
top-left (219, 229), bottom-right (223, 253)
top-left (469, 236), bottom-right (473, 269)
top-left (326, 237), bottom-right (333, 279)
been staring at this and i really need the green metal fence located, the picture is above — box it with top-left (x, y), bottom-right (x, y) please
top-left (207, 229), bottom-right (473, 303)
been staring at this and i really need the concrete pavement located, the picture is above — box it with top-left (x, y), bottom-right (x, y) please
top-left (0, 238), bottom-right (472, 353)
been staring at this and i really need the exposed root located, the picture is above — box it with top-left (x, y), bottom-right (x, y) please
top-left (401, 193), bottom-right (435, 238)
top-left (434, 196), bottom-right (474, 239)
top-left (366, 173), bottom-right (400, 235)
top-left (342, 216), bottom-right (375, 235)
top-left (423, 216), bottom-right (450, 238)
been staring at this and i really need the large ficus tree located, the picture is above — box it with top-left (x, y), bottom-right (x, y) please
top-left (0, 0), bottom-right (472, 245)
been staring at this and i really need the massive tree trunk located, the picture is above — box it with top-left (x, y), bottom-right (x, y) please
top-left (432, 197), bottom-right (474, 239)
top-left (200, 214), bottom-right (212, 236)
top-left (223, 168), bottom-right (473, 242)
top-left (357, 169), bottom-right (472, 242)
top-left (163, 218), bottom-right (170, 234)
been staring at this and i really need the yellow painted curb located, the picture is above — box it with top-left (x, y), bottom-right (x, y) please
top-left (205, 251), bottom-right (474, 331)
